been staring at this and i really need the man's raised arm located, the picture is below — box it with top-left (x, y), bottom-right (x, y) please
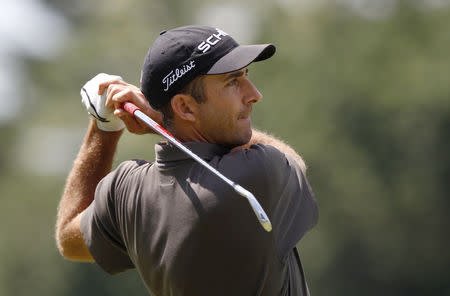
top-left (55, 74), bottom-right (160, 261)
top-left (55, 120), bottom-right (122, 261)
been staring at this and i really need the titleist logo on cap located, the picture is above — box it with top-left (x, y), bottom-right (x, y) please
top-left (162, 60), bottom-right (196, 92)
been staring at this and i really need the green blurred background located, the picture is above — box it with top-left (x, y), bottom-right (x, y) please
top-left (1, 0), bottom-right (449, 295)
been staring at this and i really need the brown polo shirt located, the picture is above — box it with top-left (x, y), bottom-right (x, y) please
top-left (81, 142), bottom-right (318, 295)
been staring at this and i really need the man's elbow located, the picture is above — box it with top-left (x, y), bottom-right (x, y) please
top-left (56, 230), bottom-right (94, 262)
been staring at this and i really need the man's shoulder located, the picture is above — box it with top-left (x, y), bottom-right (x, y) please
top-left (94, 159), bottom-right (154, 212)
top-left (115, 159), bottom-right (152, 174)
top-left (224, 143), bottom-right (287, 167)
top-left (216, 143), bottom-right (289, 183)
top-left (101, 159), bottom-right (153, 187)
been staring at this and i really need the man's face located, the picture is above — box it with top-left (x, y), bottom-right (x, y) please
top-left (195, 68), bottom-right (262, 148)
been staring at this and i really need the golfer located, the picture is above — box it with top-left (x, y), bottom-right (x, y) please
top-left (56, 25), bottom-right (318, 295)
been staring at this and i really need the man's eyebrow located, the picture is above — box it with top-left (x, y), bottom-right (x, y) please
top-left (222, 68), bottom-right (248, 82)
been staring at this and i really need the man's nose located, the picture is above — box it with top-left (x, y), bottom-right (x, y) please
top-left (243, 78), bottom-right (262, 104)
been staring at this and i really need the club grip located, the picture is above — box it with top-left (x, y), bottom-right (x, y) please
top-left (123, 102), bottom-right (140, 115)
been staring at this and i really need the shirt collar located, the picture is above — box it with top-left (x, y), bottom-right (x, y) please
top-left (155, 141), bottom-right (230, 163)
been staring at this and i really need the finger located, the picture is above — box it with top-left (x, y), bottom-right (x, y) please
top-left (111, 87), bottom-right (146, 111)
top-left (105, 87), bottom-right (129, 111)
top-left (98, 79), bottom-right (126, 95)
top-left (115, 110), bottom-right (150, 134)
top-left (112, 88), bottom-right (135, 110)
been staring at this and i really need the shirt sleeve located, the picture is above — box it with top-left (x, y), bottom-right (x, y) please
top-left (222, 144), bottom-right (319, 260)
top-left (275, 150), bottom-right (319, 254)
top-left (80, 160), bottom-right (143, 274)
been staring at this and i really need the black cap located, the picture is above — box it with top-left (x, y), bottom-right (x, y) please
top-left (140, 25), bottom-right (276, 110)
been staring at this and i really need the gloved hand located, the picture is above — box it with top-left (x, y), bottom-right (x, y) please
top-left (80, 73), bottom-right (126, 132)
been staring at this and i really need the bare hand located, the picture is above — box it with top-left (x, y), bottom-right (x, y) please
top-left (98, 79), bottom-right (163, 135)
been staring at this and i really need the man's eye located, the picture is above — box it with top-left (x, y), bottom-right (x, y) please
top-left (228, 79), bottom-right (238, 86)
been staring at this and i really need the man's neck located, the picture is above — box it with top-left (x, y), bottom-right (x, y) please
top-left (168, 121), bottom-right (209, 144)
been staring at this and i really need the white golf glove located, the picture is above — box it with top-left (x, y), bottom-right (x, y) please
top-left (80, 73), bottom-right (125, 132)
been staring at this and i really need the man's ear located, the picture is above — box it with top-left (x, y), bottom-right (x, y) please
top-left (171, 94), bottom-right (198, 122)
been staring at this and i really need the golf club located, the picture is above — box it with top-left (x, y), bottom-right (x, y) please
top-left (123, 102), bottom-right (272, 232)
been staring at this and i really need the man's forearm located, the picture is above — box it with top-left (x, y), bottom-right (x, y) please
top-left (56, 119), bottom-right (122, 254)
top-left (247, 129), bottom-right (307, 174)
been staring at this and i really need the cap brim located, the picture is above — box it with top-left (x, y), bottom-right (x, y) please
top-left (206, 44), bottom-right (276, 75)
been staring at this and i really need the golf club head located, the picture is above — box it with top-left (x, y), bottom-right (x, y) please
top-left (234, 185), bottom-right (272, 232)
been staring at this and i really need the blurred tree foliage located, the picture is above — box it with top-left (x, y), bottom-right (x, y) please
top-left (1, 0), bottom-right (449, 295)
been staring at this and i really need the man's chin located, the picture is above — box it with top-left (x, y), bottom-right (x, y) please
top-left (225, 129), bottom-right (252, 149)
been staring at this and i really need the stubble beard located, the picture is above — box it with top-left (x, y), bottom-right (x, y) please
top-left (222, 120), bottom-right (252, 149)
top-left (203, 107), bottom-right (253, 148)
